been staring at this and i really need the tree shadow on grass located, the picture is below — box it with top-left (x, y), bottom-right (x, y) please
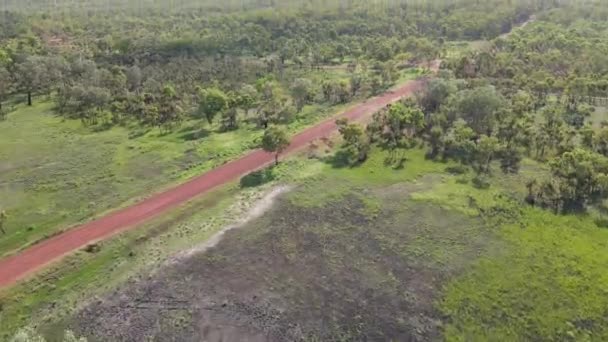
top-left (323, 149), bottom-right (373, 169)
top-left (383, 154), bottom-right (408, 170)
top-left (128, 127), bottom-right (152, 139)
top-left (240, 167), bottom-right (276, 188)
top-left (324, 150), bottom-right (354, 169)
top-left (90, 122), bottom-right (114, 132)
top-left (179, 128), bottom-right (211, 141)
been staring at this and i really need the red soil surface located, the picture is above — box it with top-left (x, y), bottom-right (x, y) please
top-left (0, 76), bottom-right (430, 289)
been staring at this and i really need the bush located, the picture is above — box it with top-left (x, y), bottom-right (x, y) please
top-left (472, 175), bottom-right (491, 189)
top-left (240, 168), bottom-right (275, 188)
top-left (446, 164), bottom-right (468, 175)
top-left (456, 176), bottom-right (469, 184)
top-left (594, 217), bottom-right (608, 229)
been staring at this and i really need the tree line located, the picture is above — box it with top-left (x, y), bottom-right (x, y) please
top-left (0, 0), bottom-right (552, 124)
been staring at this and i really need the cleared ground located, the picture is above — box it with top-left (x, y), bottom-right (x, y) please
top-left (73, 171), bottom-right (492, 341)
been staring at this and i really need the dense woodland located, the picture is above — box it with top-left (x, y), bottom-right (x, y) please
top-left (0, 0), bottom-right (549, 130)
top-left (331, 1), bottom-right (608, 215)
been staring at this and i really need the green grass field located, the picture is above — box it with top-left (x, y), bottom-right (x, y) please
top-left (0, 101), bottom-right (260, 257)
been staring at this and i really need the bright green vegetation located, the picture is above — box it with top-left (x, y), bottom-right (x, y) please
top-left (441, 208), bottom-right (608, 341)
top-left (0, 96), bottom-right (300, 254)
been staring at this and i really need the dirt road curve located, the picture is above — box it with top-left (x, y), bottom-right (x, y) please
top-left (0, 73), bottom-right (432, 289)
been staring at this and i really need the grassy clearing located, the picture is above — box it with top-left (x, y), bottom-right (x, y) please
top-left (440, 207), bottom-right (608, 341)
top-left (284, 147), bottom-right (608, 340)
top-left (288, 147), bottom-right (448, 207)
top-left (0, 150), bottom-right (329, 339)
top-left (0, 102), bottom-right (260, 257)
top-left (0, 146), bottom-right (449, 339)
top-left (443, 40), bottom-right (492, 59)
top-left (407, 161), bottom-right (608, 340)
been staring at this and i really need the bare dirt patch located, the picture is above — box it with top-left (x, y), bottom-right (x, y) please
top-left (74, 183), bottom-right (492, 341)
top-left (169, 185), bottom-right (292, 263)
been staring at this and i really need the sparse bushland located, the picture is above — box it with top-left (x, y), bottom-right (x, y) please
top-left (3, 0), bottom-right (608, 341)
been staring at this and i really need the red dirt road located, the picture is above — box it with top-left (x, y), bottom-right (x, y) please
top-left (0, 78), bottom-right (428, 289)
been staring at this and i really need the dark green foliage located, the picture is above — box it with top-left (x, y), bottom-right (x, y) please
top-left (367, 100), bottom-right (425, 163)
top-left (526, 149), bottom-right (608, 213)
top-left (335, 118), bottom-right (370, 166)
top-left (0, 210), bottom-right (7, 235)
top-left (239, 168), bottom-right (275, 188)
top-left (471, 175), bottom-right (491, 189)
top-left (198, 87), bottom-right (229, 125)
top-left (446, 86), bottom-right (503, 135)
top-left (261, 125), bottom-right (290, 165)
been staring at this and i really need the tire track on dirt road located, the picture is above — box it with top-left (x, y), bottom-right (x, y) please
top-left (0, 64), bottom-right (437, 289)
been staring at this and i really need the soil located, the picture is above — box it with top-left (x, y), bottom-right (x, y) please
top-left (73, 182), bottom-right (488, 342)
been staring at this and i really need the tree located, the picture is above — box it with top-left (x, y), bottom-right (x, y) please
top-left (262, 126), bottom-right (290, 165)
top-left (427, 125), bottom-right (445, 159)
top-left (369, 101), bottom-right (425, 161)
top-left (511, 90), bottom-right (535, 118)
top-left (322, 79), bottom-right (351, 104)
top-left (0, 209), bottom-right (7, 235)
top-left (534, 149), bottom-right (608, 213)
top-left (370, 76), bottom-right (383, 95)
top-left (14, 56), bottom-right (47, 106)
top-left (593, 128), bottom-right (608, 157)
top-left (580, 125), bottom-right (595, 150)
top-left (156, 85), bottom-right (184, 132)
top-left (349, 73), bottom-right (367, 97)
top-left (443, 119), bottom-right (476, 164)
top-left (380, 61), bottom-right (399, 87)
top-left (499, 146), bottom-right (523, 174)
top-left (336, 118), bottom-right (370, 165)
top-left (198, 87), bottom-right (228, 125)
top-left (221, 94), bottom-right (239, 131)
top-left (63, 84), bottom-right (112, 125)
top-left (125, 65), bottom-right (142, 93)
top-left (256, 79), bottom-right (294, 128)
top-left (416, 77), bottom-right (457, 113)
top-left (564, 103), bottom-right (593, 129)
top-left (404, 37), bottom-right (439, 67)
top-left (535, 105), bottom-right (567, 158)
top-left (290, 78), bottom-right (313, 113)
top-left (237, 84), bottom-right (258, 116)
top-left (0, 67), bottom-right (12, 117)
top-left (448, 86), bottom-right (503, 135)
top-left (473, 135), bottom-right (500, 174)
